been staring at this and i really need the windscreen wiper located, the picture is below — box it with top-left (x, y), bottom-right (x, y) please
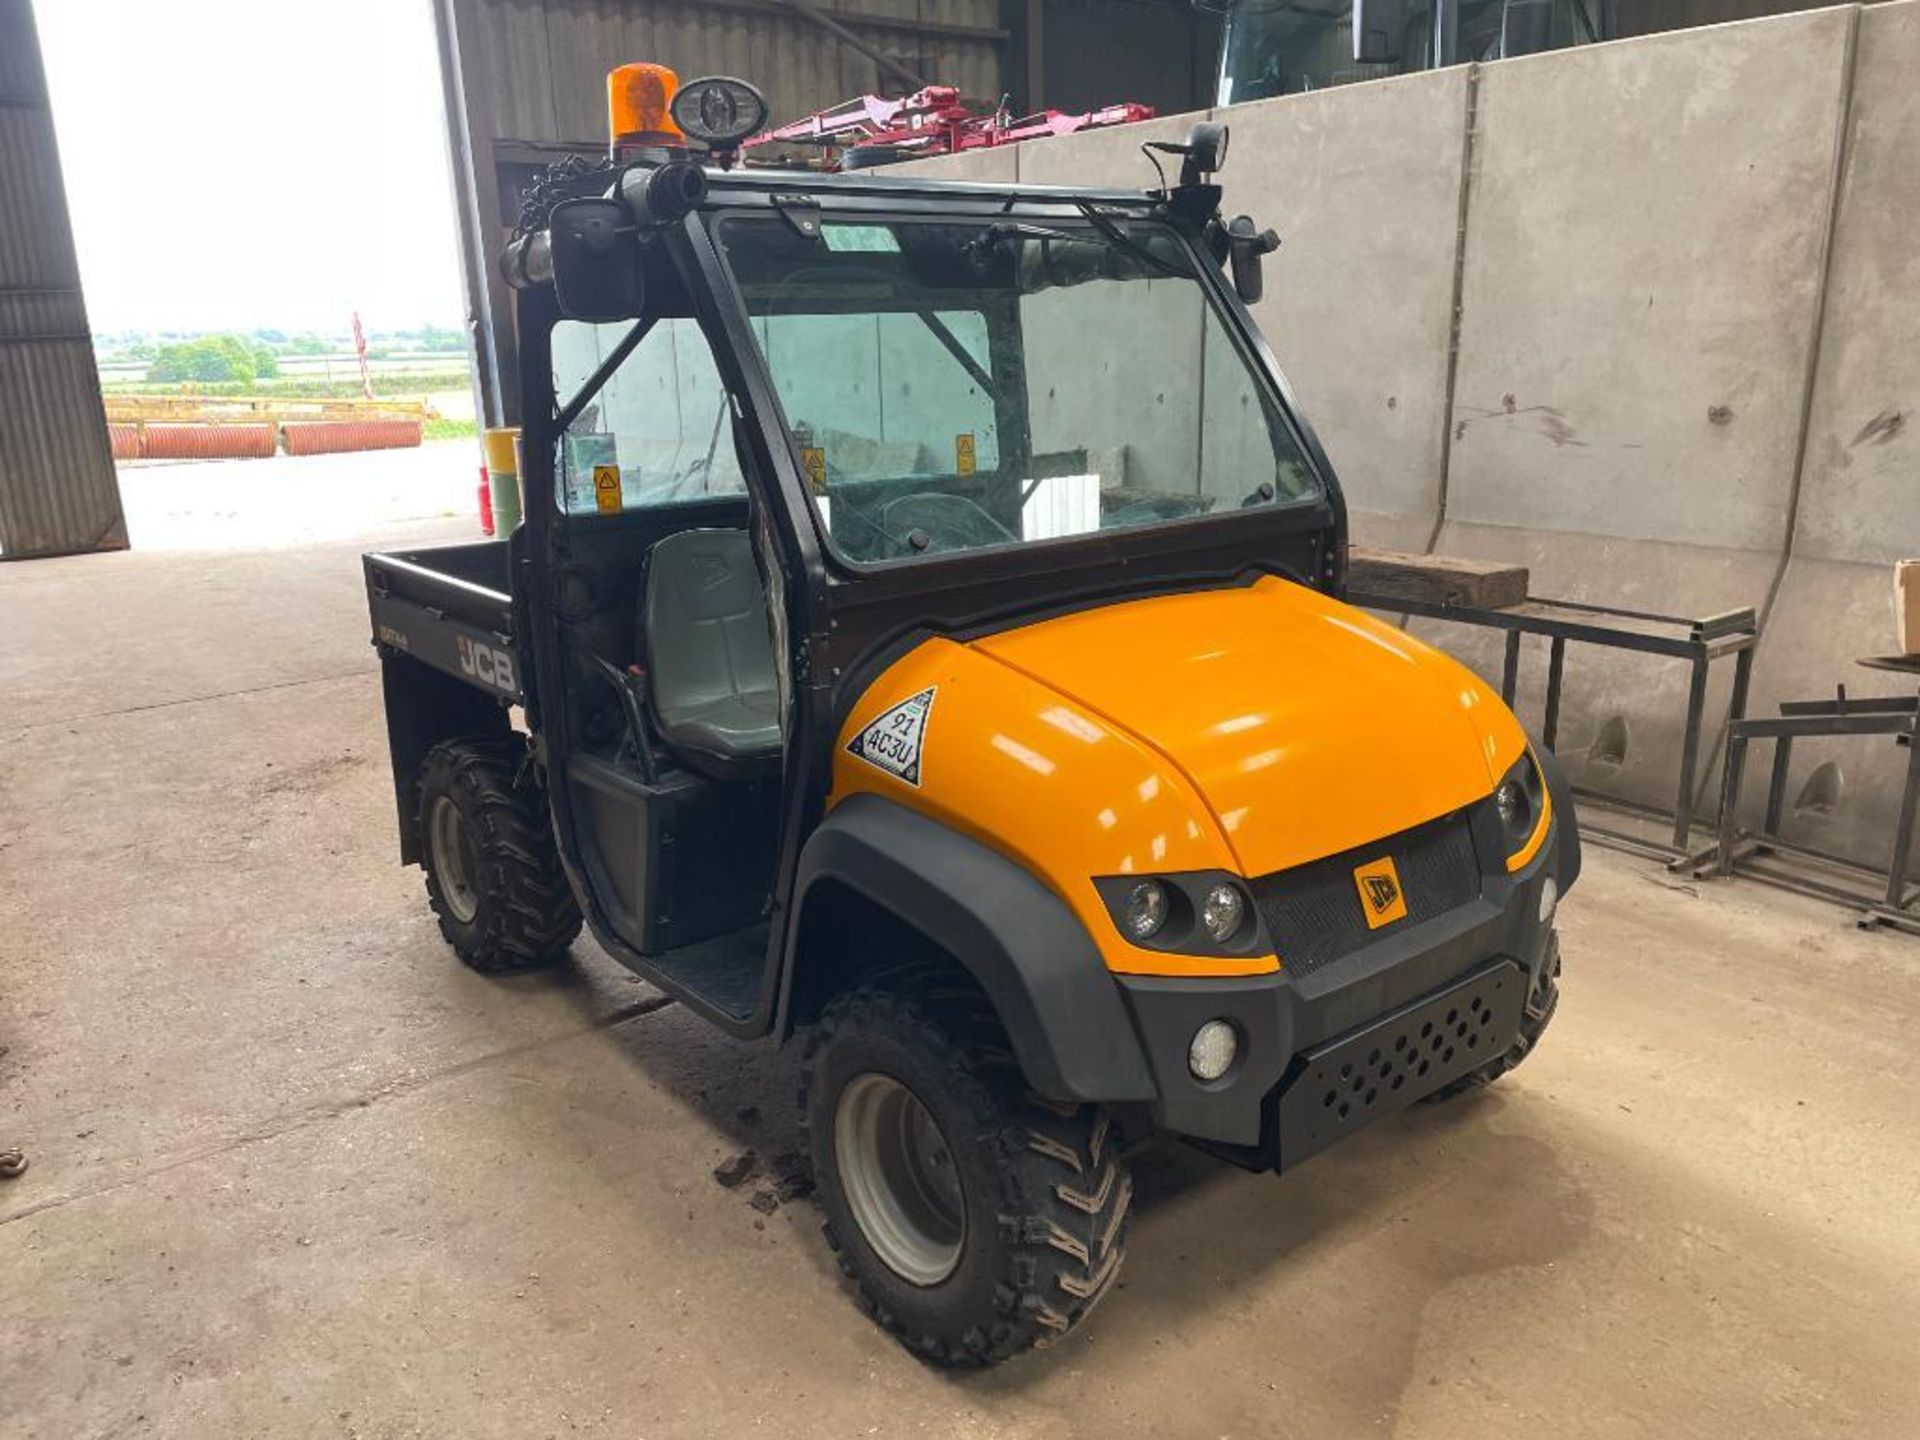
top-left (965, 220), bottom-right (1087, 257)
top-left (1073, 202), bottom-right (1188, 280)
top-left (970, 212), bottom-right (1185, 283)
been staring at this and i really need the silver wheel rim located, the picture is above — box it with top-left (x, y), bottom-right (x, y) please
top-left (834, 1072), bottom-right (965, 1287)
top-left (428, 795), bottom-right (480, 924)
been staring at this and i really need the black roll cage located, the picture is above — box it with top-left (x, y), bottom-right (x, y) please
top-left (513, 164), bottom-right (1350, 1039)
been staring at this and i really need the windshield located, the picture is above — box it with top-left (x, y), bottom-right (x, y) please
top-left (717, 215), bottom-right (1320, 564)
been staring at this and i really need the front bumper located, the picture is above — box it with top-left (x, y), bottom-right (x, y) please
top-left (1114, 813), bottom-right (1564, 1167)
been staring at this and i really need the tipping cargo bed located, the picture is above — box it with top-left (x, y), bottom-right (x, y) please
top-left (364, 539), bottom-right (520, 702)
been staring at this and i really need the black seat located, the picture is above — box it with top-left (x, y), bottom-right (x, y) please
top-left (640, 528), bottom-right (783, 780)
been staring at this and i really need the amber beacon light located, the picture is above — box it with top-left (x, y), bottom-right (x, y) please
top-left (608, 63), bottom-right (683, 153)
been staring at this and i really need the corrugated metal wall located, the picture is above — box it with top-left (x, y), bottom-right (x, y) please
top-left (474, 0), bottom-right (1004, 146)
top-left (1041, 0), bottom-right (1218, 117)
top-left (0, 0), bottom-right (124, 559)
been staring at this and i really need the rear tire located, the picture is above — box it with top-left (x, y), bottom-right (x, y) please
top-left (1425, 931), bottom-right (1560, 1102)
top-left (801, 984), bottom-right (1131, 1366)
top-left (415, 739), bottom-right (580, 973)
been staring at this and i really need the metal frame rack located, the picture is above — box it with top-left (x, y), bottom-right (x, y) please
top-left (1348, 592), bottom-right (1759, 862)
top-left (1704, 680), bottom-right (1920, 936)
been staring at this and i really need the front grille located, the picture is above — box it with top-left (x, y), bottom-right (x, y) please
top-left (1249, 810), bottom-right (1483, 978)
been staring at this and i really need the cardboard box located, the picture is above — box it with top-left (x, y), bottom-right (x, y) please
top-left (1899, 560), bottom-right (1920, 655)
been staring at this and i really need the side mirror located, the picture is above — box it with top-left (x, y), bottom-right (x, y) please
top-left (547, 198), bottom-right (641, 321)
top-left (1226, 215), bottom-right (1281, 306)
top-left (1352, 0), bottom-right (1409, 64)
top-left (1502, 0), bottom-right (1553, 57)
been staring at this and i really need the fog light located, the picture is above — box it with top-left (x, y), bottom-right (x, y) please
top-left (1200, 883), bottom-right (1246, 943)
top-left (1122, 880), bottom-right (1169, 941)
top-left (1538, 876), bottom-right (1558, 926)
top-left (1188, 1019), bottom-right (1238, 1081)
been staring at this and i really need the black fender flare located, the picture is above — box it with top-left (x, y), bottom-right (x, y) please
top-left (1536, 743), bottom-right (1583, 891)
top-left (777, 794), bottom-right (1158, 1104)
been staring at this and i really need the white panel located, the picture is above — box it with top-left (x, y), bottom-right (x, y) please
top-left (1021, 474), bottom-right (1101, 541)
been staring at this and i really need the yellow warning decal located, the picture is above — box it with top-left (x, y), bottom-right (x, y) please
top-left (593, 464), bottom-right (622, 515)
top-left (955, 433), bottom-right (976, 475)
top-left (1352, 856), bottom-right (1408, 929)
top-left (801, 446), bottom-right (827, 492)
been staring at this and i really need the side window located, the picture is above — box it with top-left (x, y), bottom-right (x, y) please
top-left (551, 318), bottom-right (746, 515)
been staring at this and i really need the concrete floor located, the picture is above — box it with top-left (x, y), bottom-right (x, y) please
top-left (3, 459), bottom-right (1918, 1438)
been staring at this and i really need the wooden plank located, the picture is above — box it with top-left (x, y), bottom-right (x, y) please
top-left (1347, 545), bottom-right (1529, 610)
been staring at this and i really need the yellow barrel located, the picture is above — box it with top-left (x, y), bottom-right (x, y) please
top-left (483, 427), bottom-right (523, 534)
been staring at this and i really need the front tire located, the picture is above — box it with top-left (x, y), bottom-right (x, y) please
top-left (415, 739), bottom-right (580, 973)
top-left (801, 985), bottom-right (1131, 1366)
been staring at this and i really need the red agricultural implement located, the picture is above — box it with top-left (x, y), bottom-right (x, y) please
top-left (739, 86), bottom-right (1154, 169)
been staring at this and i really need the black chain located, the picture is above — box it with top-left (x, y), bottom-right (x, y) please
top-left (513, 154), bottom-right (621, 241)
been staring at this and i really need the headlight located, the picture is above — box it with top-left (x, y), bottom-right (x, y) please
top-left (1496, 748), bottom-right (1551, 869)
top-left (1121, 880), bottom-right (1169, 940)
top-left (1094, 873), bottom-right (1266, 957)
top-left (1200, 883), bottom-right (1246, 943)
top-left (1496, 776), bottom-right (1531, 837)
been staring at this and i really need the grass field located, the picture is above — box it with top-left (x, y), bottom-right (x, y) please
top-left (424, 416), bottom-right (478, 441)
top-left (101, 370), bottom-right (472, 400)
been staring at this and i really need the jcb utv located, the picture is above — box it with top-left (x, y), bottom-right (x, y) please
top-left (365, 65), bottom-right (1579, 1365)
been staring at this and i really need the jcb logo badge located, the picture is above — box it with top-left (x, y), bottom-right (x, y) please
top-left (1352, 856), bottom-right (1408, 929)
top-left (457, 635), bottom-right (517, 696)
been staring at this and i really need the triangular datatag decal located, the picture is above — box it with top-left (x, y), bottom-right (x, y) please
top-left (845, 686), bottom-right (936, 787)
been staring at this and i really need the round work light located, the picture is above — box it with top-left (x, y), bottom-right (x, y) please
top-left (669, 75), bottom-right (770, 148)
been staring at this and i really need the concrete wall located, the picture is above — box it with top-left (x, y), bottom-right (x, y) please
top-left (892, 2), bottom-right (1920, 866)
top-left (1747, 0), bottom-right (1920, 860)
top-left (1426, 8), bottom-right (1853, 822)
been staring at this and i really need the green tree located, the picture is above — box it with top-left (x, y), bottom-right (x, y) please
top-left (148, 334), bottom-right (261, 384)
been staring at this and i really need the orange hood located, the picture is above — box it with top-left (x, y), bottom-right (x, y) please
top-left (970, 575), bottom-right (1524, 878)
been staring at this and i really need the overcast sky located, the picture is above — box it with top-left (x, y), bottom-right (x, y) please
top-left (35, 0), bottom-right (466, 335)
